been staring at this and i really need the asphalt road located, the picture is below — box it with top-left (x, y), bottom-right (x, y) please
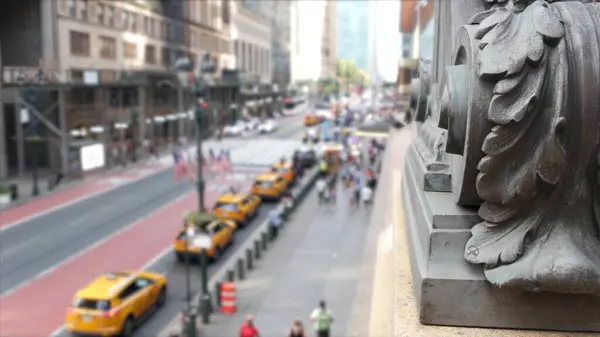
top-left (134, 203), bottom-right (276, 337)
top-left (0, 114), bottom-right (307, 297)
top-left (0, 169), bottom-right (194, 295)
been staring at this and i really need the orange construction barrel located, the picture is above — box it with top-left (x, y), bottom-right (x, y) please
top-left (221, 282), bottom-right (237, 314)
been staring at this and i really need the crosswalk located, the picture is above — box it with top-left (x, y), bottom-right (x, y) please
top-left (200, 139), bottom-right (303, 168)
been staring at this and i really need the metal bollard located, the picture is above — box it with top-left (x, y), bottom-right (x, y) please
top-left (261, 231), bottom-right (268, 250)
top-left (237, 258), bottom-right (245, 280)
top-left (214, 281), bottom-right (222, 308)
top-left (226, 269), bottom-right (235, 282)
top-left (254, 240), bottom-right (261, 259)
top-left (246, 248), bottom-right (254, 270)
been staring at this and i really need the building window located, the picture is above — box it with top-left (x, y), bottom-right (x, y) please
top-left (81, 0), bottom-right (88, 20)
top-left (234, 40), bottom-right (239, 60)
top-left (129, 12), bottom-right (137, 32)
top-left (108, 89), bottom-right (120, 108)
top-left (67, 0), bottom-right (76, 17)
top-left (123, 42), bottom-right (137, 59)
top-left (69, 31), bottom-right (90, 56)
top-left (122, 88), bottom-right (139, 107)
top-left (241, 42), bottom-right (246, 70)
top-left (145, 45), bottom-right (156, 64)
top-left (71, 69), bottom-right (84, 82)
top-left (161, 22), bottom-right (167, 39)
top-left (167, 23), bottom-right (173, 40)
top-left (144, 16), bottom-right (151, 35)
top-left (97, 3), bottom-right (104, 24)
top-left (69, 88), bottom-right (95, 106)
top-left (99, 36), bottom-right (116, 59)
top-left (162, 47), bottom-right (171, 67)
top-left (152, 87), bottom-right (170, 106)
top-left (106, 5), bottom-right (114, 26)
top-left (222, 0), bottom-right (230, 25)
top-left (121, 10), bottom-right (128, 29)
top-left (402, 49), bottom-right (411, 58)
top-left (108, 88), bottom-right (138, 108)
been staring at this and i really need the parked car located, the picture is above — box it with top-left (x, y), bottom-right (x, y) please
top-left (293, 146), bottom-right (317, 168)
top-left (258, 119), bottom-right (277, 133)
top-left (212, 192), bottom-right (261, 227)
top-left (174, 213), bottom-right (237, 262)
top-left (223, 121), bottom-right (246, 136)
top-left (65, 271), bottom-right (168, 336)
top-left (244, 117), bottom-right (261, 130)
top-left (251, 172), bottom-right (290, 200)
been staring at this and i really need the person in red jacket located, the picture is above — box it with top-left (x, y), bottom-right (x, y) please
top-left (240, 315), bottom-right (261, 337)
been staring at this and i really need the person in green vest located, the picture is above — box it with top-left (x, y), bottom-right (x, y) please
top-left (309, 300), bottom-right (334, 337)
top-left (319, 159), bottom-right (328, 177)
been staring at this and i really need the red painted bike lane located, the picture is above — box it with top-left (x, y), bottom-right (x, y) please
top-left (0, 176), bottom-right (255, 337)
top-left (1, 161), bottom-right (172, 229)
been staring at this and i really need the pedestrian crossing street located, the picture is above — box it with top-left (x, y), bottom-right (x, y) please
top-left (201, 139), bottom-right (304, 168)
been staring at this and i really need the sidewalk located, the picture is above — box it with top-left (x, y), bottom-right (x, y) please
top-left (198, 184), bottom-right (374, 337)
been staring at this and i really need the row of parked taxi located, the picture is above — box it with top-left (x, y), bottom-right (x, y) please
top-left (65, 161), bottom-right (299, 337)
top-left (172, 159), bottom-right (297, 264)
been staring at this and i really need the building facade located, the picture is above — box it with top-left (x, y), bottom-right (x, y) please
top-left (0, 0), bottom-right (233, 179)
top-left (397, 0), bottom-right (434, 94)
top-left (263, 1), bottom-right (292, 88)
top-left (290, 0), bottom-right (326, 82)
top-left (232, 1), bottom-right (271, 83)
top-left (321, 1), bottom-right (337, 79)
top-left (337, 0), bottom-right (370, 71)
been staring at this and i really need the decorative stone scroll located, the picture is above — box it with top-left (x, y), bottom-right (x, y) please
top-left (402, 0), bottom-right (600, 329)
top-left (458, 0), bottom-right (600, 296)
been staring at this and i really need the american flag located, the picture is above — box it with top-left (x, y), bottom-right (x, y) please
top-left (215, 149), bottom-right (232, 174)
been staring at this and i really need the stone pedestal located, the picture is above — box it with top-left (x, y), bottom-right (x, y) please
top-left (401, 0), bottom-right (600, 332)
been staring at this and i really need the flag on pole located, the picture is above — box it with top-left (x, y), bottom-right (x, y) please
top-left (208, 149), bottom-right (215, 165)
top-left (224, 149), bottom-right (232, 172)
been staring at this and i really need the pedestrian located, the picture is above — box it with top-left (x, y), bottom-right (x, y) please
top-left (361, 184), bottom-right (373, 211)
top-left (352, 175), bottom-right (362, 209)
top-left (240, 315), bottom-right (261, 337)
top-left (268, 208), bottom-right (282, 240)
top-left (288, 319), bottom-right (308, 337)
top-left (319, 159), bottom-right (328, 178)
top-left (310, 300), bottom-right (334, 337)
top-left (316, 177), bottom-right (327, 206)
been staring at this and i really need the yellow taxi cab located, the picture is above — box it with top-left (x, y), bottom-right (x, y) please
top-left (304, 113), bottom-right (320, 126)
top-left (212, 192), bottom-right (261, 226)
top-left (251, 172), bottom-right (289, 200)
top-left (271, 161), bottom-right (296, 185)
top-left (174, 212), bottom-right (236, 262)
top-left (66, 271), bottom-right (168, 337)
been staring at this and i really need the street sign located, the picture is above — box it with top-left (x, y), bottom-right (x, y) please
top-left (192, 234), bottom-right (212, 249)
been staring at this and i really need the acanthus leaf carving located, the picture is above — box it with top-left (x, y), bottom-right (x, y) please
top-left (465, 0), bottom-right (600, 295)
top-left (462, 0), bottom-right (600, 293)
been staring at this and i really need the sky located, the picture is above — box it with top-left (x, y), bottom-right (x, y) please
top-left (373, 0), bottom-right (400, 82)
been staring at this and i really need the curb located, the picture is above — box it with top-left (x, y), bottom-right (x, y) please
top-left (158, 167), bottom-right (320, 337)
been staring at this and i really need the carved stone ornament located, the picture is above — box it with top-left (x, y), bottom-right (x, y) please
top-left (462, 0), bottom-right (600, 295)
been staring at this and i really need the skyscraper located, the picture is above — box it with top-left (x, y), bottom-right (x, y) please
top-left (337, 0), bottom-right (370, 71)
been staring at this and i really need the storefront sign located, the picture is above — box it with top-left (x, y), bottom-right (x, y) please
top-left (80, 143), bottom-right (105, 171)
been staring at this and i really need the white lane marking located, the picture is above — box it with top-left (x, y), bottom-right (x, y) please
top-left (48, 247), bottom-right (175, 337)
top-left (0, 236), bottom-right (41, 260)
top-left (0, 162), bottom-right (174, 233)
top-left (1, 192), bottom-right (189, 299)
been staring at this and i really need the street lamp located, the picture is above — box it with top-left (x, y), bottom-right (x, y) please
top-left (175, 53), bottom-right (216, 326)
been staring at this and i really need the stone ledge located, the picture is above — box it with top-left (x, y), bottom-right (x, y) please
top-left (394, 154), bottom-right (597, 336)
